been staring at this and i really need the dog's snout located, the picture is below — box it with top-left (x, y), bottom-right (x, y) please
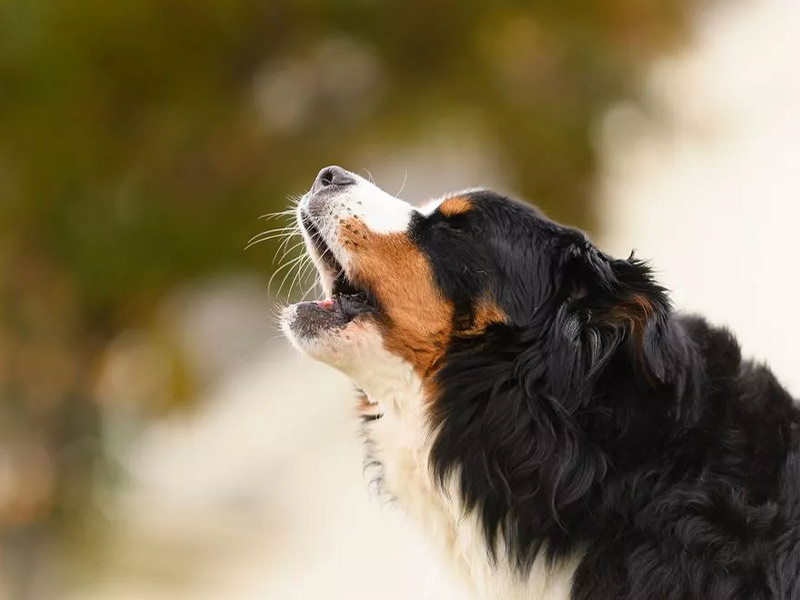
top-left (313, 166), bottom-right (355, 193)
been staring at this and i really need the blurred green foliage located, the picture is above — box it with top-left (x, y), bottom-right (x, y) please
top-left (0, 0), bottom-right (694, 589)
top-left (1, 0), bottom-right (690, 319)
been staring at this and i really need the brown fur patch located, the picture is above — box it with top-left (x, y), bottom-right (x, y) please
top-left (602, 293), bottom-right (659, 381)
top-left (460, 298), bottom-right (507, 336)
top-left (339, 218), bottom-right (454, 379)
top-left (438, 196), bottom-right (473, 217)
top-left (605, 293), bottom-right (654, 334)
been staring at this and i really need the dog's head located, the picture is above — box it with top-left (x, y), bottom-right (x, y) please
top-left (280, 165), bottom-right (694, 561)
top-left (281, 166), bottom-right (676, 399)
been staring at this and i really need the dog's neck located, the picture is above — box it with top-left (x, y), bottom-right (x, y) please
top-left (354, 357), bottom-right (578, 600)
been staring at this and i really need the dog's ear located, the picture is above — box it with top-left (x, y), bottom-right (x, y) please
top-left (558, 244), bottom-right (677, 386)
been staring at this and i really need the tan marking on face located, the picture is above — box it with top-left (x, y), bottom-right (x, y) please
top-left (601, 292), bottom-right (659, 379)
top-left (461, 298), bottom-right (507, 336)
top-left (438, 196), bottom-right (473, 217)
top-left (604, 292), bottom-right (654, 335)
top-left (339, 218), bottom-right (453, 380)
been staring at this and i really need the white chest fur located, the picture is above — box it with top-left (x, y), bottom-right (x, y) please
top-left (358, 363), bottom-right (579, 600)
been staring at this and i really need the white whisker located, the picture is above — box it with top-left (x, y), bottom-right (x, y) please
top-left (275, 239), bottom-right (305, 264)
top-left (258, 209), bottom-right (296, 221)
top-left (268, 254), bottom-right (307, 295)
top-left (246, 225), bottom-right (297, 243)
top-left (289, 258), bottom-right (315, 300)
top-left (278, 256), bottom-right (308, 299)
top-left (396, 170), bottom-right (408, 198)
top-left (245, 231), bottom-right (300, 250)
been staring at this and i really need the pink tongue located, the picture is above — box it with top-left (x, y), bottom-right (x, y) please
top-left (317, 299), bottom-right (335, 310)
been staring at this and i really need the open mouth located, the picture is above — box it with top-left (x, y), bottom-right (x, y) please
top-left (293, 212), bottom-right (378, 331)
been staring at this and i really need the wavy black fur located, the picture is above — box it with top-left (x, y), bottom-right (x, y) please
top-left (413, 190), bottom-right (800, 599)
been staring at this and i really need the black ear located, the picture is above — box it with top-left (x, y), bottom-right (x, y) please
top-left (559, 245), bottom-right (677, 385)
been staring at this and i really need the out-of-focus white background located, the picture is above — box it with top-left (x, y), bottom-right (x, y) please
top-left (1, 0), bottom-right (798, 598)
top-left (599, 0), bottom-right (800, 398)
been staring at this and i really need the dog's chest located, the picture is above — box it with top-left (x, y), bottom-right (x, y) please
top-left (362, 396), bottom-right (578, 600)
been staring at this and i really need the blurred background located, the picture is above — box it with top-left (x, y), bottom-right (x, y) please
top-left (1, 0), bottom-right (798, 598)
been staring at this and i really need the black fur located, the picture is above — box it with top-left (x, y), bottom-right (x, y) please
top-left (413, 191), bottom-right (800, 599)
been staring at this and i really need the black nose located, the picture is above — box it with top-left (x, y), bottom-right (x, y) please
top-left (312, 165), bottom-right (355, 193)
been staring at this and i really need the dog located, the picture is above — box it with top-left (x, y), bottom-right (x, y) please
top-left (280, 166), bottom-right (800, 600)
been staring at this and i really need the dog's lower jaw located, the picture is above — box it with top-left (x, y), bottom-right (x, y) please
top-left (356, 358), bottom-right (580, 600)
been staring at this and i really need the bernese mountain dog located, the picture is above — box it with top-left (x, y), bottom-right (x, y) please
top-left (280, 166), bottom-right (800, 600)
